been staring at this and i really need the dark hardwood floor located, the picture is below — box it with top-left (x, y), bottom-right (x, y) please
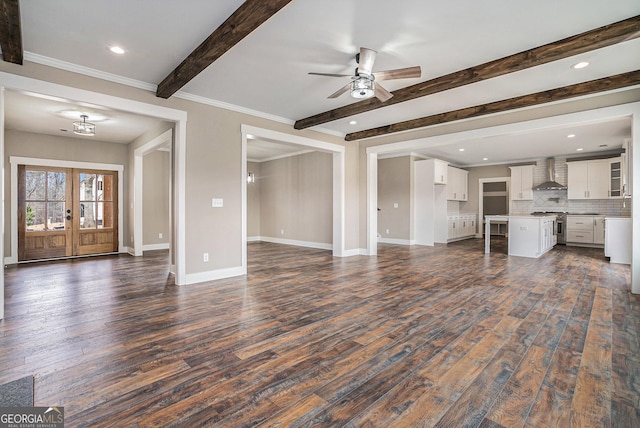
top-left (0, 239), bottom-right (638, 427)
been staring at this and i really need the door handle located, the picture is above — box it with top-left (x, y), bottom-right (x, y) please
top-left (66, 215), bottom-right (72, 221)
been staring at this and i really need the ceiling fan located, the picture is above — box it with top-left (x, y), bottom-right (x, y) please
top-left (309, 47), bottom-right (421, 102)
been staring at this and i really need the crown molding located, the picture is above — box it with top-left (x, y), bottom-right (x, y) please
top-left (23, 51), bottom-right (346, 139)
top-left (24, 51), bottom-right (157, 92)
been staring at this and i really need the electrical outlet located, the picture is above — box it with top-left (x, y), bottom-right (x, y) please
top-left (158, 233), bottom-right (163, 239)
top-left (393, 202), bottom-right (399, 208)
top-left (203, 253), bottom-right (209, 262)
top-left (386, 229), bottom-right (390, 234)
top-left (280, 229), bottom-right (285, 235)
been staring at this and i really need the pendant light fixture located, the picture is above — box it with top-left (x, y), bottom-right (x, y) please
top-left (73, 114), bottom-right (96, 136)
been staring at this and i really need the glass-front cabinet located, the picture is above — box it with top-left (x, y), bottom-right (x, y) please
top-left (610, 159), bottom-right (622, 198)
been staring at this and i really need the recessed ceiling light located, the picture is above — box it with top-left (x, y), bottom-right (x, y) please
top-left (572, 61), bottom-right (589, 69)
top-left (458, 148), bottom-right (465, 152)
top-left (567, 134), bottom-right (576, 138)
top-left (109, 46), bottom-right (125, 55)
top-left (576, 148), bottom-right (584, 151)
top-left (482, 157), bottom-right (488, 161)
top-left (349, 120), bottom-right (357, 125)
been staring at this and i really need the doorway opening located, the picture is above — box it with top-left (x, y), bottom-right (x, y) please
top-left (479, 178), bottom-right (510, 238)
top-left (241, 124), bottom-right (346, 275)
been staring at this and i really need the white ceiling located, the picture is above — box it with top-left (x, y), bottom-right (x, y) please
top-left (4, 0), bottom-right (640, 162)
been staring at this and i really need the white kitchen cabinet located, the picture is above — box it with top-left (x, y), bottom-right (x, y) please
top-left (507, 216), bottom-right (555, 258)
top-left (567, 159), bottom-right (611, 199)
top-left (594, 216), bottom-right (605, 245)
top-left (609, 158), bottom-right (623, 198)
top-left (566, 215), bottom-right (604, 247)
top-left (433, 159), bottom-right (448, 185)
top-left (447, 214), bottom-right (476, 242)
top-left (509, 165), bottom-right (534, 201)
top-left (447, 166), bottom-right (468, 201)
top-left (605, 217), bottom-right (631, 264)
top-left (414, 159), bottom-right (448, 246)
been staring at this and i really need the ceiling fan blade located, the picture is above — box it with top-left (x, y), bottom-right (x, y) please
top-left (309, 72), bottom-right (352, 78)
top-left (358, 47), bottom-right (377, 76)
top-left (374, 66), bottom-right (422, 81)
top-left (374, 82), bottom-right (393, 102)
top-left (328, 82), bottom-right (351, 99)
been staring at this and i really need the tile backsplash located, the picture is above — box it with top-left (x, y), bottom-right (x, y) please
top-left (510, 157), bottom-right (631, 216)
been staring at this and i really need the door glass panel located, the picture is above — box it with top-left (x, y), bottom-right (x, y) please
top-left (80, 173), bottom-right (96, 201)
top-left (26, 170), bottom-right (46, 200)
top-left (47, 171), bottom-right (66, 200)
top-left (25, 169), bottom-right (68, 231)
top-left (97, 202), bottom-right (113, 228)
top-left (47, 202), bottom-right (66, 230)
top-left (80, 202), bottom-right (96, 229)
top-left (26, 202), bottom-right (45, 231)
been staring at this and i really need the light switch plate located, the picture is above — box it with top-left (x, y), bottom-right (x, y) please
top-left (212, 198), bottom-right (224, 208)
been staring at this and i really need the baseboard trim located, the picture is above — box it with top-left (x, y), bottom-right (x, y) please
top-left (339, 248), bottom-right (362, 257)
top-left (143, 243), bottom-right (170, 251)
top-left (257, 236), bottom-right (332, 250)
top-left (185, 266), bottom-right (246, 285)
top-left (378, 238), bottom-right (415, 246)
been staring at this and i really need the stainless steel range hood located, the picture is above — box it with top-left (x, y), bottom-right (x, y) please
top-left (532, 158), bottom-right (567, 191)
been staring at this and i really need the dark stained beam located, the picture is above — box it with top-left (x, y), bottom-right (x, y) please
top-left (157, 0), bottom-right (294, 99)
top-left (344, 70), bottom-right (640, 141)
top-left (0, 0), bottom-right (22, 65)
top-left (295, 15), bottom-right (640, 130)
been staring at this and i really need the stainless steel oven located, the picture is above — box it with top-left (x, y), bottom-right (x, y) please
top-left (556, 214), bottom-right (566, 244)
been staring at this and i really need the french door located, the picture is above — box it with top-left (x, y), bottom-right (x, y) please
top-left (18, 165), bottom-right (119, 261)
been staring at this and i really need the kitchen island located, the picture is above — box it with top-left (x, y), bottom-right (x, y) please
top-left (485, 215), bottom-right (557, 258)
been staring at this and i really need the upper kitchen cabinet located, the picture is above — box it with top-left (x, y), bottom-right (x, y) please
top-left (446, 166), bottom-right (468, 201)
top-left (567, 158), bottom-right (618, 199)
top-left (433, 159), bottom-right (448, 185)
top-left (509, 165), bottom-right (534, 201)
top-left (609, 158), bottom-right (623, 198)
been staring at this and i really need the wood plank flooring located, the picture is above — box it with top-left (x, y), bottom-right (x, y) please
top-left (0, 239), bottom-right (638, 427)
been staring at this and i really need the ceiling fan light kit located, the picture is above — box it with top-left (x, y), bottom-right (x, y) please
top-left (351, 76), bottom-right (375, 99)
top-left (73, 114), bottom-right (96, 136)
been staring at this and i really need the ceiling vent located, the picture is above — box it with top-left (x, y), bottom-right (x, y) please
top-left (532, 158), bottom-right (567, 191)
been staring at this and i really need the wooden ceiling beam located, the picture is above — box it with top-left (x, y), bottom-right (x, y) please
top-left (0, 0), bottom-right (22, 65)
top-left (295, 15), bottom-right (640, 130)
top-left (156, 0), bottom-right (294, 99)
top-left (344, 70), bottom-right (640, 141)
